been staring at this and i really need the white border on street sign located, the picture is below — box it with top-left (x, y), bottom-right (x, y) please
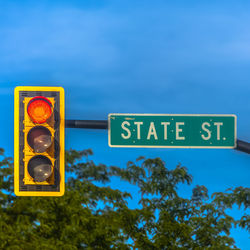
top-left (108, 113), bottom-right (237, 149)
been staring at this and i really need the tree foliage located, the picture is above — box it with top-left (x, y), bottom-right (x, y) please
top-left (0, 148), bottom-right (249, 249)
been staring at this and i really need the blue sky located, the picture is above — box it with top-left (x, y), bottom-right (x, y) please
top-left (0, 0), bottom-right (249, 248)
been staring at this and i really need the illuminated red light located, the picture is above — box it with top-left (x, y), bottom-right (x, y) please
top-left (27, 96), bottom-right (52, 124)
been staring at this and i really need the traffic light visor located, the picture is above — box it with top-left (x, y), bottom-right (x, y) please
top-left (27, 96), bottom-right (52, 123)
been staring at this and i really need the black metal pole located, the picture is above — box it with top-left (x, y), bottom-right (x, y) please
top-left (65, 120), bottom-right (250, 154)
top-left (65, 120), bottom-right (108, 129)
top-left (236, 139), bottom-right (250, 154)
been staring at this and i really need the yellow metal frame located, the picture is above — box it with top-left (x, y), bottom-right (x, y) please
top-left (14, 86), bottom-right (65, 196)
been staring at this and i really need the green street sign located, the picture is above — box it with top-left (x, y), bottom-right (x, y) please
top-left (108, 114), bottom-right (236, 148)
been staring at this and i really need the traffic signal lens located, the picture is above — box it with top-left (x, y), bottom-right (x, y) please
top-left (28, 155), bottom-right (53, 182)
top-left (27, 96), bottom-right (52, 124)
top-left (27, 126), bottom-right (52, 153)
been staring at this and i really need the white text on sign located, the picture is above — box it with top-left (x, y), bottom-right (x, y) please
top-left (121, 121), bottom-right (224, 141)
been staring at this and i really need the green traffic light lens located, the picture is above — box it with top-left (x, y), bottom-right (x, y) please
top-left (28, 155), bottom-right (53, 182)
top-left (27, 126), bottom-right (52, 153)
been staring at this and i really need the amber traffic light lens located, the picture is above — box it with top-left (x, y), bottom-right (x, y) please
top-left (28, 155), bottom-right (53, 182)
top-left (27, 126), bottom-right (52, 153)
top-left (27, 96), bottom-right (52, 124)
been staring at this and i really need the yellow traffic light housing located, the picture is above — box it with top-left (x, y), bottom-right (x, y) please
top-left (14, 86), bottom-right (65, 196)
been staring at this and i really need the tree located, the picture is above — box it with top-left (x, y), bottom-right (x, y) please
top-left (0, 148), bottom-right (249, 249)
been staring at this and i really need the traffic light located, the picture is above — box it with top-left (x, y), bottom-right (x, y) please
top-left (14, 86), bottom-right (65, 196)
